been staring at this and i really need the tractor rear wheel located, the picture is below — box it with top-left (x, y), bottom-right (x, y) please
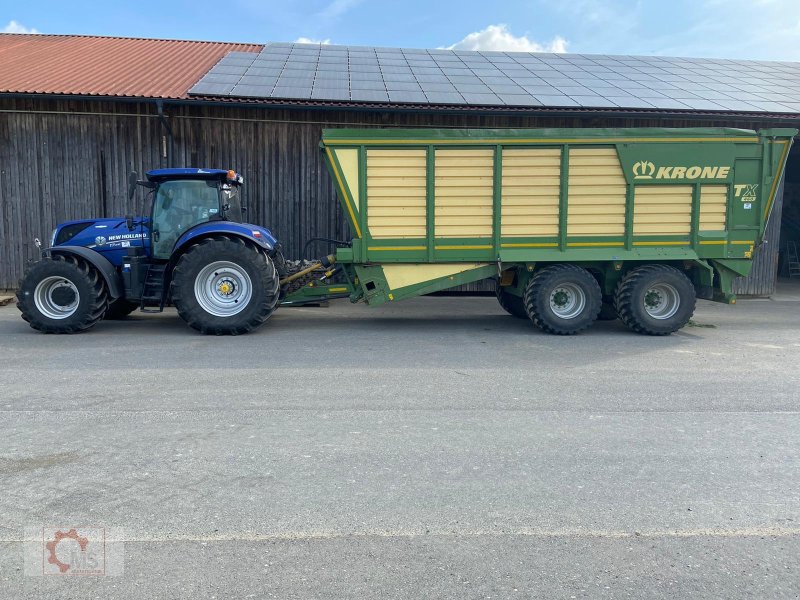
top-left (614, 264), bottom-right (696, 335)
top-left (171, 236), bottom-right (280, 335)
top-left (16, 254), bottom-right (109, 333)
top-left (523, 264), bottom-right (602, 335)
top-left (495, 281), bottom-right (527, 319)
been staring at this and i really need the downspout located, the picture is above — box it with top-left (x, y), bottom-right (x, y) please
top-left (155, 100), bottom-right (175, 165)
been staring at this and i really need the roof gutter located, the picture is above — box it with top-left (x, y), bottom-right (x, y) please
top-left (1, 92), bottom-right (800, 127)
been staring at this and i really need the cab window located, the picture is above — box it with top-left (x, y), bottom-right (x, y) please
top-left (151, 180), bottom-right (219, 259)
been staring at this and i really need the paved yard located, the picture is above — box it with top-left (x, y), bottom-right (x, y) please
top-left (1, 292), bottom-right (799, 598)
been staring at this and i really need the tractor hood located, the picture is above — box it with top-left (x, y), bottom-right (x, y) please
top-left (53, 217), bottom-right (149, 251)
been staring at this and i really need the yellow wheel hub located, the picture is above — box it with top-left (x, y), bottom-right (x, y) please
top-left (218, 281), bottom-right (233, 295)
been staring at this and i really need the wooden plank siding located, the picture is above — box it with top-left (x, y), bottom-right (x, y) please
top-left (0, 96), bottom-right (790, 295)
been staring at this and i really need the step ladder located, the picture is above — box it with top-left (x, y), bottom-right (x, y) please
top-left (788, 241), bottom-right (800, 278)
top-left (140, 263), bottom-right (168, 313)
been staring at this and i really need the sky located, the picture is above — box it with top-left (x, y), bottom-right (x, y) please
top-left (3, 0), bottom-right (800, 61)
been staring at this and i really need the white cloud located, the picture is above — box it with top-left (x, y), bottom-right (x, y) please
top-left (295, 36), bottom-right (331, 45)
top-left (446, 24), bottom-right (567, 53)
top-left (2, 20), bottom-right (39, 34)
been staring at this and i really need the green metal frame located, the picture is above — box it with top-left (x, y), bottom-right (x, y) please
top-left (298, 127), bottom-right (797, 307)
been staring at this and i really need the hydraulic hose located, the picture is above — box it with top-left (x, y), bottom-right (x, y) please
top-left (279, 254), bottom-right (336, 286)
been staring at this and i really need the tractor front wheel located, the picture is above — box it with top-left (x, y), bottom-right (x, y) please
top-left (104, 299), bottom-right (139, 320)
top-left (16, 255), bottom-right (109, 333)
top-left (171, 236), bottom-right (280, 335)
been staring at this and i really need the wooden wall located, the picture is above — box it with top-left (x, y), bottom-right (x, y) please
top-left (0, 96), bottom-right (790, 294)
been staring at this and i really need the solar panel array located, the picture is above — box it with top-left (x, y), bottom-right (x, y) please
top-left (189, 42), bottom-right (800, 113)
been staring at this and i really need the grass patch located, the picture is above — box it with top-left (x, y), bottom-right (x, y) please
top-left (687, 319), bottom-right (716, 328)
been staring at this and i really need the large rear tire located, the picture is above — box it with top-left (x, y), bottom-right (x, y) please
top-left (171, 236), bottom-right (280, 335)
top-left (597, 300), bottom-right (618, 321)
top-left (524, 264), bottom-right (601, 335)
top-left (614, 264), bottom-right (696, 335)
top-left (495, 280), bottom-right (527, 319)
top-left (16, 255), bottom-right (109, 333)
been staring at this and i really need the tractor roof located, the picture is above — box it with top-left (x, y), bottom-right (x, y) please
top-left (145, 168), bottom-right (240, 182)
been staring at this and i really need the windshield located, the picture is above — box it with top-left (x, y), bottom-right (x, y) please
top-left (151, 179), bottom-right (220, 259)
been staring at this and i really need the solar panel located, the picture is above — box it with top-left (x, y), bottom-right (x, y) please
top-left (188, 42), bottom-right (800, 113)
top-left (350, 89), bottom-right (390, 101)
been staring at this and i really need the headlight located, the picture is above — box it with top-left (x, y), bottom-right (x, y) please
top-left (50, 228), bottom-right (58, 247)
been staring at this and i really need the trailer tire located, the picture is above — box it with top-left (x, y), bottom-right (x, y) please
top-left (495, 282), bottom-right (527, 319)
top-left (524, 264), bottom-right (602, 335)
top-left (614, 264), bottom-right (696, 335)
top-left (171, 236), bottom-right (280, 335)
top-left (104, 299), bottom-right (139, 320)
top-left (597, 300), bottom-right (618, 321)
top-left (16, 254), bottom-right (109, 333)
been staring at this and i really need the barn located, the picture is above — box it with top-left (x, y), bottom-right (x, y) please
top-left (1, 34), bottom-right (799, 293)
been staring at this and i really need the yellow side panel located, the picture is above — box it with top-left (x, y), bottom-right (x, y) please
top-left (699, 185), bottom-right (728, 231)
top-left (333, 148), bottom-right (360, 210)
top-left (367, 149), bottom-right (427, 239)
top-left (501, 148), bottom-right (561, 237)
top-left (633, 185), bottom-right (693, 235)
top-left (435, 149), bottom-right (494, 238)
top-left (382, 263), bottom-right (489, 290)
top-left (567, 148), bottom-right (626, 236)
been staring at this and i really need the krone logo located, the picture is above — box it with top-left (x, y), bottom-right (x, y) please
top-left (633, 160), bottom-right (655, 179)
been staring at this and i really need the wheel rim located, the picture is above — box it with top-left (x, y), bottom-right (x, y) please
top-left (34, 276), bottom-right (80, 319)
top-left (644, 283), bottom-right (681, 320)
top-left (194, 261), bottom-right (252, 317)
top-left (549, 283), bottom-right (586, 319)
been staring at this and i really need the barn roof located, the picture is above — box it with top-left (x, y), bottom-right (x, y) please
top-left (1, 35), bottom-right (799, 118)
top-left (190, 42), bottom-right (800, 115)
top-left (0, 34), bottom-right (262, 99)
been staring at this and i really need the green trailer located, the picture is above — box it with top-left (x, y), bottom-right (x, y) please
top-left (282, 126), bottom-right (796, 335)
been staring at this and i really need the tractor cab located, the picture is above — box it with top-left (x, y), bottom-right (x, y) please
top-left (141, 169), bottom-right (245, 259)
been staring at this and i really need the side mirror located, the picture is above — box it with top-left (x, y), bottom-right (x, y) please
top-left (126, 215), bottom-right (135, 231)
top-left (128, 171), bottom-right (139, 200)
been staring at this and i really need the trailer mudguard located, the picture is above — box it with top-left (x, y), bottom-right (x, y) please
top-left (173, 222), bottom-right (277, 254)
top-left (46, 246), bottom-right (124, 299)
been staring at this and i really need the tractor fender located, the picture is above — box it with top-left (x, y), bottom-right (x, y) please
top-left (46, 246), bottom-right (124, 299)
top-left (173, 222), bottom-right (276, 255)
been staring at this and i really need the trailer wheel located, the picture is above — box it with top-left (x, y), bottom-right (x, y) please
top-left (597, 300), bottom-right (618, 321)
top-left (171, 236), bottom-right (280, 335)
top-left (614, 264), bottom-right (696, 335)
top-left (524, 264), bottom-right (602, 335)
top-left (16, 254), bottom-right (109, 333)
top-left (495, 281), bottom-right (527, 319)
top-left (104, 299), bottom-right (139, 320)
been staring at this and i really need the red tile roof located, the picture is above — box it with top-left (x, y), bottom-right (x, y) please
top-left (0, 34), bottom-right (262, 99)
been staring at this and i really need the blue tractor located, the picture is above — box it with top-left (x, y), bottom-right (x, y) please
top-left (17, 168), bottom-right (295, 335)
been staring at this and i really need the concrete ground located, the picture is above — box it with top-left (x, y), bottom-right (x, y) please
top-left (0, 291), bottom-right (799, 598)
